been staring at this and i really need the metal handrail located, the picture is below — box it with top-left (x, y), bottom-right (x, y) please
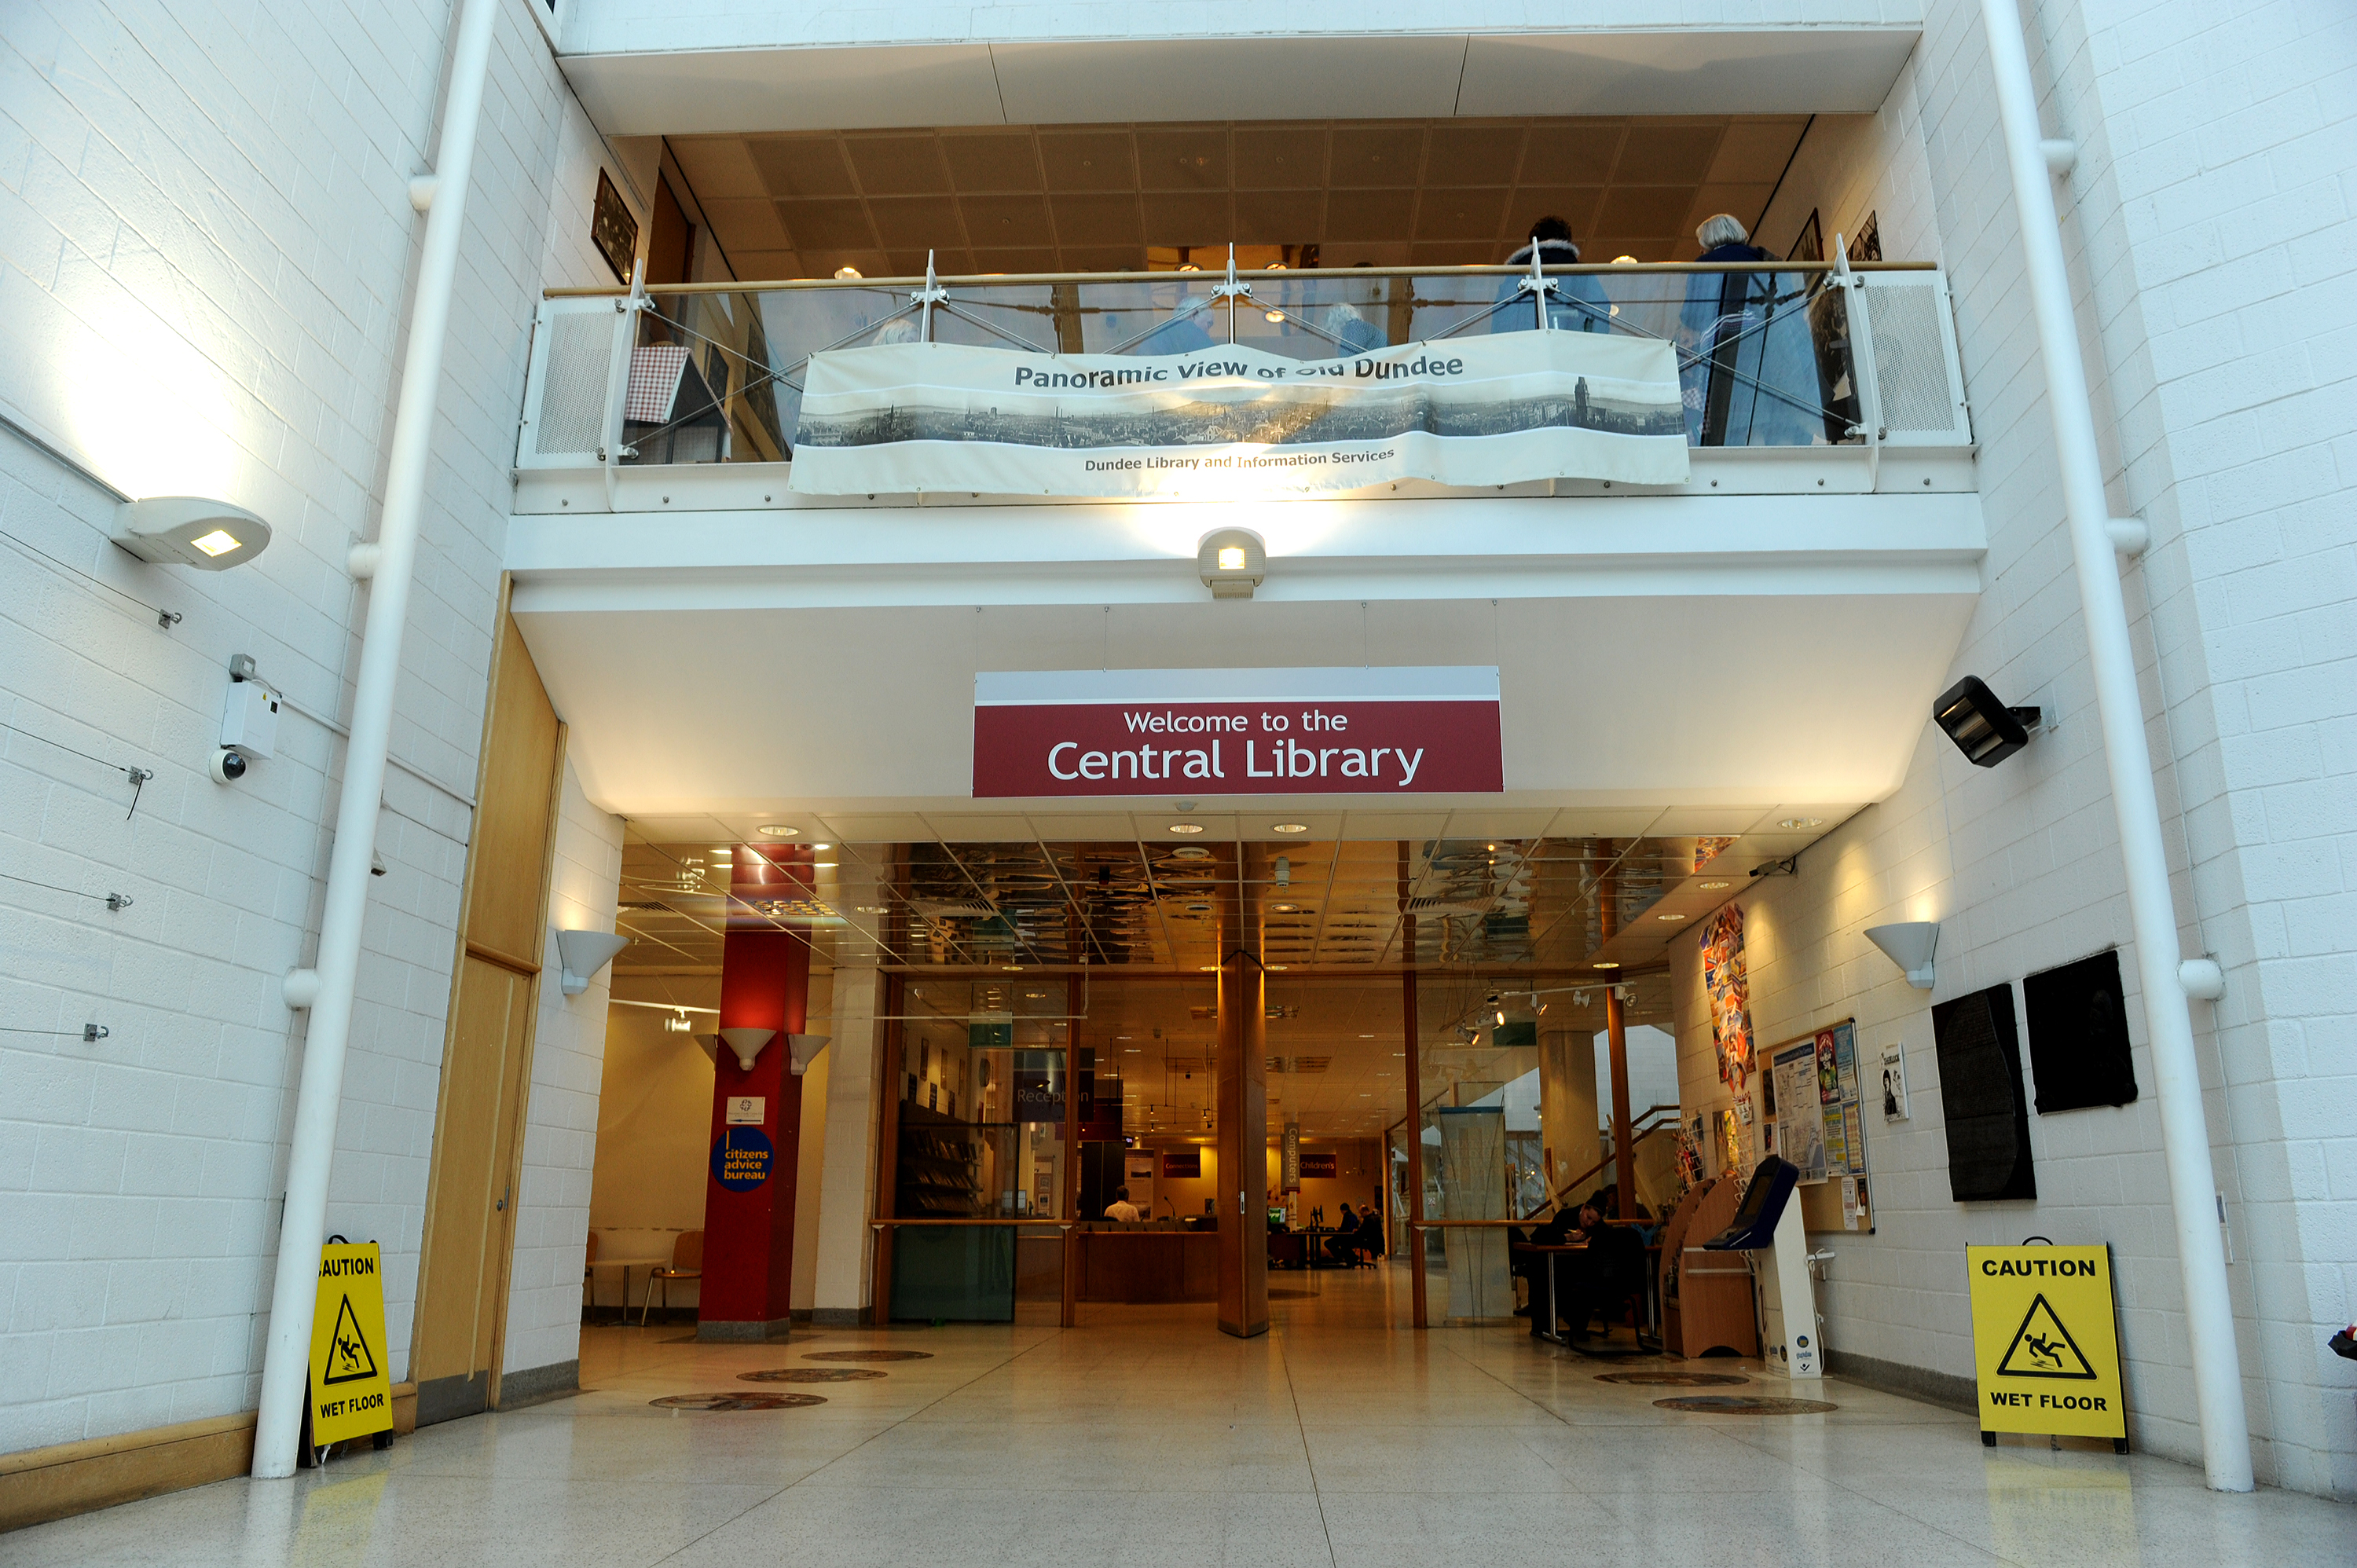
top-left (548, 258), bottom-right (1937, 299)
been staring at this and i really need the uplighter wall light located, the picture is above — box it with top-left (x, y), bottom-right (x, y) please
top-left (1864, 921), bottom-right (1939, 989)
top-left (555, 929), bottom-right (630, 995)
top-left (114, 496), bottom-right (273, 569)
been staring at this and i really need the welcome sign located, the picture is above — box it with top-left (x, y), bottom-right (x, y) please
top-left (789, 333), bottom-right (1687, 499)
top-left (973, 667), bottom-right (1502, 798)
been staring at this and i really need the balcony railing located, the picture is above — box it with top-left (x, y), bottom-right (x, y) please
top-left (516, 257), bottom-right (1970, 509)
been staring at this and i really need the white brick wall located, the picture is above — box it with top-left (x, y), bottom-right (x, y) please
top-left (1703, 0), bottom-right (2357, 1497)
top-left (0, 0), bottom-right (635, 1453)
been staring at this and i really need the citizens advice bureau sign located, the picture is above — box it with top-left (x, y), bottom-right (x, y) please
top-left (973, 667), bottom-right (1502, 798)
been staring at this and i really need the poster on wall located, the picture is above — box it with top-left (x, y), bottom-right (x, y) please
top-left (788, 333), bottom-right (1691, 500)
top-left (1772, 1042), bottom-right (1827, 1181)
top-left (1700, 904), bottom-right (1757, 1090)
top-left (1879, 1042), bottom-right (1910, 1120)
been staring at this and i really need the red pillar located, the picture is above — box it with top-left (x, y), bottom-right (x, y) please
top-left (697, 843), bottom-right (811, 1340)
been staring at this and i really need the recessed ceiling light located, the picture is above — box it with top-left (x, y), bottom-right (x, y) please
top-left (1199, 965), bottom-right (1219, 972)
top-left (1779, 816), bottom-right (1824, 830)
top-left (1003, 965), bottom-right (1023, 972)
top-left (811, 843), bottom-right (833, 851)
top-left (1655, 912), bottom-right (1687, 921)
top-left (755, 824), bottom-right (799, 837)
top-left (1267, 964), bottom-right (1288, 971)
top-left (1169, 823), bottom-right (1206, 834)
top-left (857, 905), bottom-right (886, 913)
top-left (1271, 903), bottom-right (1299, 913)
top-left (1272, 822), bottom-right (1309, 834)
top-left (1593, 961), bottom-right (1621, 970)
top-left (1699, 881), bottom-right (1731, 890)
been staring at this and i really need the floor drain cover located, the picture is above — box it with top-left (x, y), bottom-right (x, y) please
top-left (651, 1392), bottom-right (826, 1411)
top-left (740, 1367), bottom-right (887, 1383)
top-left (1599, 1372), bottom-right (1751, 1387)
top-left (1654, 1395), bottom-right (1838, 1415)
top-left (802, 1350), bottom-right (933, 1362)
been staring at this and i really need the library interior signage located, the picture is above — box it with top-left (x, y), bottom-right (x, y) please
top-left (973, 667), bottom-right (1503, 798)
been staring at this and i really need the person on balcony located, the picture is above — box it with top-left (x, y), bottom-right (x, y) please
top-left (1680, 214), bottom-right (1818, 447)
top-left (1491, 217), bottom-right (1610, 334)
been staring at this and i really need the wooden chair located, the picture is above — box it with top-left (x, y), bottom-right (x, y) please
top-left (638, 1229), bottom-right (704, 1327)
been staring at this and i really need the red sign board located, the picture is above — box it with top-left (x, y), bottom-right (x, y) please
top-left (973, 667), bottom-right (1501, 798)
top-left (1299, 1152), bottom-right (1340, 1180)
top-left (1160, 1148), bottom-right (1202, 1178)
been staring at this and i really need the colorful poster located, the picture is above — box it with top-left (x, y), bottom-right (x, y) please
top-left (1700, 904), bottom-right (1756, 1091)
top-left (1816, 1028), bottom-right (1839, 1104)
top-left (1843, 1103), bottom-right (1867, 1176)
top-left (1822, 1105), bottom-right (1850, 1170)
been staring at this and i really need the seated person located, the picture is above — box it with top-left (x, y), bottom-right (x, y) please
top-left (1102, 1186), bottom-right (1142, 1223)
top-left (1512, 1203), bottom-right (1583, 1332)
top-left (1556, 1200), bottom-right (1648, 1342)
top-left (1350, 1204), bottom-right (1385, 1263)
top-left (1322, 1206), bottom-right (1365, 1266)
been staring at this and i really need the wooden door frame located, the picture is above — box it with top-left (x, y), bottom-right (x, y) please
top-left (412, 574), bottom-right (570, 1412)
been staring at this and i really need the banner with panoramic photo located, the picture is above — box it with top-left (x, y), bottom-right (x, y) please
top-left (786, 332), bottom-right (1688, 499)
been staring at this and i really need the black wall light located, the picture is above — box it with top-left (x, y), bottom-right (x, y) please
top-left (1934, 676), bottom-right (2042, 767)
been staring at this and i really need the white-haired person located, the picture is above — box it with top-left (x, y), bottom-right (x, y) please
top-left (1679, 213), bottom-right (1783, 445)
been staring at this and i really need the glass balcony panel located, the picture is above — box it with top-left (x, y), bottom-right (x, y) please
top-left (587, 264), bottom-right (1878, 466)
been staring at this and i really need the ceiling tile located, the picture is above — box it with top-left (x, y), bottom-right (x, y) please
top-left (1507, 186), bottom-right (1605, 236)
top-left (1415, 188), bottom-right (1511, 243)
top-left (1232, 125), bottom-right (1329, 189)
top-left (669, 137), bottom-right (767, 200)
top-left (845, 134), bottom-right (952, 196)
top-left (1141, 191), bottom-right (1230, 246)
top-left (870, 196), bottom-right (961, 249)
top-left (1520, 121), bottom-right (1626, 179)
top-left (1232, 190), bottom-right (1322, 244)
top-left (1595, 185), bottom-right (1698, 239)
top-left (776, 198), bottom-right (876, 251)
top-left (1039, 130), bottom-right (1139, 192)
top-left (1706, 119), bottom-right (1809, 184)
top-left (1423, 125), bottom-right (1526, 186)
top-left (961, 193), bottom-right (1054, 247)
top-left (746, 136), bottom-right (856, 198)
top-left (1323, 187), bottom-right (1416, 242)
top-left (1611, 123), bottom-right (1726, 185)
top-left (698, 196), bottom-right (789, 252)
top-left (942, 130), bottom-right (1044, 192)
top-left (1052, 193), bottom-right (1145, 247)
top-left (1135, 127), bottom-right (1230, 190)
top-left (1329, 126), bottom-right (1424, 188)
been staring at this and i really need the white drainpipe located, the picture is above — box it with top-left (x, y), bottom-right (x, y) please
top-left (252, 0), bottom-right (501, 1480)
top-left (1979, 0), bottom-right (2253, 1491)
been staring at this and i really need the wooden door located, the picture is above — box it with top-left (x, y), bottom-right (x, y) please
top-left (412, 598), bottom-right (564, 1424)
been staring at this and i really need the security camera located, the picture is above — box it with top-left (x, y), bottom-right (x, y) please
top-left (210, 748), bottom-right (248, 784)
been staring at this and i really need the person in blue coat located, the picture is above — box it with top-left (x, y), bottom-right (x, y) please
top-left (1491, 216), bottom-right (1610, 334)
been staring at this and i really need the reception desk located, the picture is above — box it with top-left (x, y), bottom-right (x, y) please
top-left (1075, 1224), bottom-right (1221, 1303)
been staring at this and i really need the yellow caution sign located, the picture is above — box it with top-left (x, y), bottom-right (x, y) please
top-left (307, 1242), bottom-right (393, 1446)
top-left (1967, 1244), bottom-right (2125, 1442)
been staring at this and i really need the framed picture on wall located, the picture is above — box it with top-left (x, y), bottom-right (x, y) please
top-left (1787, 209), bottom-right (1824, 264)
top-left (1879, 1042), bottom-right (1910, 1120)
top-left (591, 167), bottom-right (637, 284)
top-left (1847, 212), bottom-right (1882, 263)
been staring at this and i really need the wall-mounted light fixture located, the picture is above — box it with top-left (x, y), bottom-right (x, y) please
top-left (786, 1034), bottom-right (832, 1075)
top-left (113, 496), bottom-right (272, 570)
top-left (1864, 921), bottom-right (1939, 989)
top-left (717, 1026), bottom-right (776, 1072)
top-left (555, 929), bottom-right (630, 995)
top-left (1197, 527), bottom-right (1266, 599)
top-left (1934, 676), bottom-right (2042, 768)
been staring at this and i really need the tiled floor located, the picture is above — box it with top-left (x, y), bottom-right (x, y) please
top-left (9, 1266), bottom-right (2352, 1566)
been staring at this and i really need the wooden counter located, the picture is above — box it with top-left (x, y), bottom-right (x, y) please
top-left (1075, 1227), bottom-right (1221, 1303)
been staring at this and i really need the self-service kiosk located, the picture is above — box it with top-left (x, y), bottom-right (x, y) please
top-left (1702, 1156), bottom-right (1822, 1379)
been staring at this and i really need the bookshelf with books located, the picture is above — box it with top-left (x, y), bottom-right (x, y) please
top-left (896, 1104), bottom-right (984, 1218)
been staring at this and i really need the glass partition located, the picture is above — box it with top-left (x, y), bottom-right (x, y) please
top-left (599, 263), bottom-right (1872, 469)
